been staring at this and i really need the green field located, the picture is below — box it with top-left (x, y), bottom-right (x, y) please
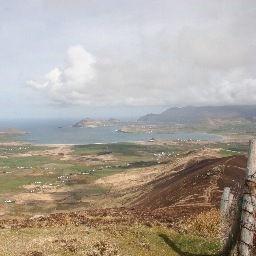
top-left (0, 126), bottom-right (252, 255)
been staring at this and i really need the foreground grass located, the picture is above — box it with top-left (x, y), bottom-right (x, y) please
top-left (0, 223), bottom-right (220, 256)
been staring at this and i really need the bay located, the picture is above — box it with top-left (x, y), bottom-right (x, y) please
top-left (0, 119), bottom-right (223, 145)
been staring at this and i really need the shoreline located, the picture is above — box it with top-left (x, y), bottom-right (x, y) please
top-left (19, 132), bottom-right (225, 147)
top-left (9, 133), bottom-right (228, 148)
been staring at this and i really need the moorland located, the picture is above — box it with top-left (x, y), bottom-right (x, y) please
top-left (0, 114), bottom-right (255, 255)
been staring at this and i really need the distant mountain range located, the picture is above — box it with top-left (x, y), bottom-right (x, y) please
top-left (138, 105), bottom-right (256, 123)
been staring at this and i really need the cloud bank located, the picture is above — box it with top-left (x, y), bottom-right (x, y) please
top-left (27, 42), bottom-right (256, 107)
top-left (27, 1), bottom-right (256, 107)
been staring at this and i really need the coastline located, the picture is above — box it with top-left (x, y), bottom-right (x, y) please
top-left (15, 132), bottom-right (228, 148)
top-left (20, 132), bottom-right (225, 146)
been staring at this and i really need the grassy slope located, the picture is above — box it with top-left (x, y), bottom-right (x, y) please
top-left (0, 224), bottom-right (220, 256)
top-left (0, 127), bottom-right (251, 256)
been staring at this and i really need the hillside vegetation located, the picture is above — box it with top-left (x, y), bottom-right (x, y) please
top-left (0, 123), bottom-right (255, 255)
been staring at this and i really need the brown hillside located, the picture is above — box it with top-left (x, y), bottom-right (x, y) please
top-left (133, 155), bottom-right (247, 210)
top-left (1, 155), bottom-right (247, 234)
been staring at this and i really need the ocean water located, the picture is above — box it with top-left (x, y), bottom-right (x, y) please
top-left (0, 119), bottom-right (223, 145)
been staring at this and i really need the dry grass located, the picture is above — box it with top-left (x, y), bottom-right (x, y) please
top-left (0, 222), bottom-right (221, 256)
top-left (182, 208), bottom-right (221, 238)
top-left (0, 225), bottom-right (119, 256)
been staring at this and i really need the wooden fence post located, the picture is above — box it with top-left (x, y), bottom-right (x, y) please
top-left (220, 187), bottom-right (232, 218)
top-left (220, 187), bottom-right (234, 246)
top-left (221, 197), bottom-right (242, 255)
top-left (238, 139), bottom-right (256, 256)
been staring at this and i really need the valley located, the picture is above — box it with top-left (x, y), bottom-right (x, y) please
top-left (0, 120), bottom-right (254, 255)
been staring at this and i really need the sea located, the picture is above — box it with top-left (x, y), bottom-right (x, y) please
top-left (0, 119), bottom-right (223, 145)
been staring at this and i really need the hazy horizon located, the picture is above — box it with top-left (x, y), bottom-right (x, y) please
top-left (1, 1), bottom-right (256, 120)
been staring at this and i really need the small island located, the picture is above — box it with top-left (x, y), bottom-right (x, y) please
top-left (0, 127), bottom-right (29, 135)
top-left (73, 118), bottom-right (121, 128)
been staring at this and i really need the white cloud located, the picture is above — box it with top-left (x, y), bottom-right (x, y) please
top-left (26, 1), bottom-right (256, 108)
top-left (27, 38), bottom-right (256, 107)
top-left (27, 45), bottom-right (96, 105)
top-left (27, 80), bottom-right (48, 89)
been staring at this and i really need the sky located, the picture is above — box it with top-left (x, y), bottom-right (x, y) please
top-left (1, 0), bottom-right (256, 120)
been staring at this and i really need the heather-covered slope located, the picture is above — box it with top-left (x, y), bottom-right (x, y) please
top-left (133, 155), bottom-right (246, 210)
